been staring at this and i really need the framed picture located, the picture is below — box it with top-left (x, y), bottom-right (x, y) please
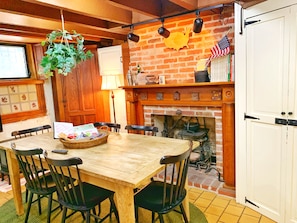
top-left (159, 75), bottom-right (165, 85)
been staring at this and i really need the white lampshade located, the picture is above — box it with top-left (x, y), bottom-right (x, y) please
top-left (101, 75), bottom-right (122, 90)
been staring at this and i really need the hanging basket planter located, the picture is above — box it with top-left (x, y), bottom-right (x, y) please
top-left (39, 29), bottom-right (93, 78)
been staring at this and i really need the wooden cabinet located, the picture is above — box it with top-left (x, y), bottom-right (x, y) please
top-left (97, 43), bottom-right (130, 82)
top-left (237, 2), bottom-right (297, 222)
top-left (97, 45), bottom-right (123, 75)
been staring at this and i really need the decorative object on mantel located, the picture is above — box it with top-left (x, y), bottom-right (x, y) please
top-left (39, 10), bottom-right (93, 77)
top-left (163, 28), bottom-right (190, 51)
top-left (173, 91), bottom-right (180, 100)
top-left (194, 58), bottom-right (210, 82)
top-left (195, 70), bottom-right (210, 82)
top-left (145, 75), bottom-right (159, 85)
top-left (156, 92), bottom-right (164, 100)
top-left (159, 75), bottom-right (165, 85)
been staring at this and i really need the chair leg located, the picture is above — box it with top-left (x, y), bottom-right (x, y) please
top-left (92, 208), bottom-right (99, 223)
top-left (86, 211), bottom-right (91, 223)
top-left (179, 204), bottom-right (189, 223)
top-left (135, 206), bottom-right (139, 223)
top-left (25, 189), bottom-right (28, 203)
top-left (62, 207), bottom-right (67, 223)
top-left (109, 196), bottom-right (119, 222)
top-left (37, 195), bottom-right (42, 215)
top-left (25, 192), bottom-right (34, 223)
top-left (47, 194), bottom-right (53, 223)
top-left (158, 213), bottom-right (164, 223)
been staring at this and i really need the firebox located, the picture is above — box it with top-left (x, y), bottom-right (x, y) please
top-left (153, 114), bottom-right (217, 171)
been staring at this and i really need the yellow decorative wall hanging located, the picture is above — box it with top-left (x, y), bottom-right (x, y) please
top-left (163, 28), bottom-right (190, 51)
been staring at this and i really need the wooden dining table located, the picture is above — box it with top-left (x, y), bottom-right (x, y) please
top-left (0, 132), bottom-right (196, 222)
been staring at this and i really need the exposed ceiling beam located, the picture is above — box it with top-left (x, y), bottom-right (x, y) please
top-left (107, 0), bottom-right (188, 17)
top-left (197, 0), bottom-right (233, 8)
top-left (0, 0), bottom-right (116, 29)
top-left (0, 11), bottom-right (127, 40)
top-left (0, 34), bottom-right (44, 43)
top-left (21, 0), bottom-right (133, 25)
top-left (168, 0), bottom-right (197, 10)
top-left (107, 0), bottom-right (162, 17)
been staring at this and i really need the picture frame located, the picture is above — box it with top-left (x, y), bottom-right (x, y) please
top-left (159, 75), bottom-right (165, 85)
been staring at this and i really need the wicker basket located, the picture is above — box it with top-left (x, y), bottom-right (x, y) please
top-left (59, 130), bottom-right (109, 149)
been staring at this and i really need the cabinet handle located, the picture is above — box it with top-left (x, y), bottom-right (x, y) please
top-left (275, 118), bottom-right (288, 125)
top-left (281, 112), bottom-right (286, 115)
top-left (288, 119), bottom-right (297, 126)
top-left (288, 112), bottom-right (293, 115)
top-left (120, 56), bottom-right (122, 63)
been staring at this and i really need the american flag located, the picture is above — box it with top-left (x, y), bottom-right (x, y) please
top-left (206, 35), bottom-right (230, 66)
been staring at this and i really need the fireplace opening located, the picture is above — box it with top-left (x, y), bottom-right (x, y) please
top-left (153, 115), bottom-right (223, 181)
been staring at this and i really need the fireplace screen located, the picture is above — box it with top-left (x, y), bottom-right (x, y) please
top-left (154, 115), bottom-right (219, 175)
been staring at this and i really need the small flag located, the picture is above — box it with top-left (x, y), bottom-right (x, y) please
top-left (206, 35), bottom-right (230, 67)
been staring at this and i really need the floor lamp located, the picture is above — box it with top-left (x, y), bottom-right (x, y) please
top-left (101, 75), bottom-right (121, 123)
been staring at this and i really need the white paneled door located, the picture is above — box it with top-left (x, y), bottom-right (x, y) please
top-left (245, 5), bottom-right (297, 222)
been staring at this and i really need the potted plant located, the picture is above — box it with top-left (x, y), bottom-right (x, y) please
top-left (39, 29), bottom-right (93, 77)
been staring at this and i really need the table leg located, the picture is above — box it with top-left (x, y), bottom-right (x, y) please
top-left (6, 149), bottom-right (24, 215)
top-left (114, 185), bottom-right (135, 223)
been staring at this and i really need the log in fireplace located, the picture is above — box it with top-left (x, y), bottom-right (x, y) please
top-left (122, 82), bottom-right (235, 188)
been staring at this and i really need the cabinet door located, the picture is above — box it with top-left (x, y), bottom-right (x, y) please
top-left (245, 7), bottom-right (290, 222)
top-left (97, 45), bottom-right (123, 75)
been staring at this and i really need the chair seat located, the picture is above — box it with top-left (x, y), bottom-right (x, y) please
top-left (134, 181), bottom-right (186, 213)
top-left (59, 182), bottom-right (114, 211)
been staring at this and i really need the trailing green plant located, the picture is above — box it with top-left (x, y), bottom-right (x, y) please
top-left (39, 29), bottom-right (93, 77)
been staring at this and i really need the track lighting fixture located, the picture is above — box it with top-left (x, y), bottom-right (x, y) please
top-left (122, 4), bottom-right (228, 30)
top-left (158, 19), bottom-right (170, 38)
top-left (193, 11), bottom-right (203, 33)
top-left (127, 25), bottom-right (140, 42)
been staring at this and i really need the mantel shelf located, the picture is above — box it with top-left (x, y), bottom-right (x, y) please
top-left (120, 82), bottom-right (234, 90)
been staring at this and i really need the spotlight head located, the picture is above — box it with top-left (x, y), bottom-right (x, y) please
top-left (127, 33), bottom-right (140, 42)
top-left (158, 27), bottom-right (170, 38)
top-left (193, 18), bottom-right (203, 33)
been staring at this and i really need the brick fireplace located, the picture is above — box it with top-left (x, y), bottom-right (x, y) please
top-left (122, 82), bottom-right (235, 187)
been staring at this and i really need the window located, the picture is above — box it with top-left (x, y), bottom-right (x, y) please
top-left (0, 44), bottom-right (30, 78)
